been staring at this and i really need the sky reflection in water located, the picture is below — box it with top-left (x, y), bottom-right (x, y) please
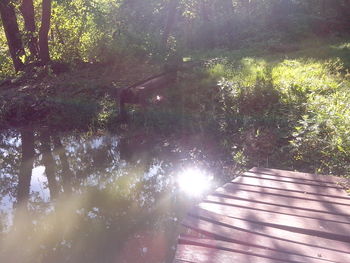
top-left (0, 130), bottom-right (223, 263)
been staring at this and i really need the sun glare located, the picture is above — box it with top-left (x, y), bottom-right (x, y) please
top-left (177, 168), bottom-right (212, 197)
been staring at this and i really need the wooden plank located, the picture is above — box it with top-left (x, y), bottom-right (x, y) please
top-left (214, 184), bottom-right (350, 213)
top-left (176, 168), bottom-right (350, 263)
top-left (237, 174), bottom-right (350, 197)
top-left (176, 244), bottom-right (288, 263)
top-left (215, 183), bottom-right (350, 206)
top-left (242, 172), bottom-right (346, 189)
top-left (178, 236), bottom-right (336, 263)
top-left (234, 176), bottom-right (350, 198)
top-left (182, 209), bottom-right (350, 262)
top-left (186, 207), bottom-right (350, 250)
top-left (197, 202), bottom-right (350, 241)
top-left (180, 226), bottom-right (215, 239)
top-left (173, 259), bottom-right (195, 263)
top-left (204, 195), bottom-right (350, 223)
top-left (250, 167), bottom-right (350, 186)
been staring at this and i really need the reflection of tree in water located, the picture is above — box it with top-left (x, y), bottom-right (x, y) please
top-left (0, 130), bottom-right (21, 202)
top-left (17, 129), bottom-right (35, 204)
top-left (52, 136), bottom-right (73, 194)
top-left (0, 130), bottom-right (226, 263)
top-left (40, 131), bottom-right (59, 200)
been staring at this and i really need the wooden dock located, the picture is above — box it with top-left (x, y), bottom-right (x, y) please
top-left (175, 167), bottom-right (350, 263)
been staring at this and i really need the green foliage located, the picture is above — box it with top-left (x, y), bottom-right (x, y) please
top-left (1, 0), bottom-right (349, 75)
top-left (272, 58), bottom-right (347, 103)
top-left (50, 0), bottom-right (119, 62)
top-left (0, 0), bottom-right (349, 177)
top-left (168, 39), bottom-right (350, 175)
top-left (0, 30), bottom-right (15, 79)
top-left (291, 85), bottom-right (350, 175)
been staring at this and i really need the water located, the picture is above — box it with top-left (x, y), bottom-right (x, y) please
top-left (0, 129), bottom-right (232, 263)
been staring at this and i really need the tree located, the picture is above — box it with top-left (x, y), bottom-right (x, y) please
top-left (20, 0), bottom-right (39, 60)
top-left (0, 0), bottom-right (25, 72)
top-left (0, 0), bottom-right (52, 72)
top-left (162, 0), bottom-right (179, 49)
top-left (39, 0), bottom-right (52, 64)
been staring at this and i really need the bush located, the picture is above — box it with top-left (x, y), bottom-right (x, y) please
top-left (291, 90), bottom-right (350, 175)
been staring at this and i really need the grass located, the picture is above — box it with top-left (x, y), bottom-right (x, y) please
top-left (0, 56), bottom-right (161, 131)
top-left (174, 36), bottom-right (350, 175)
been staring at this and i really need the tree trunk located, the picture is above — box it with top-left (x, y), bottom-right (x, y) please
top-left (162, 0), bottom-right (178, 49)
top-left (39, 0), bottom-right (52, 64)
top-left (20, 0), bottom-right (39, 60)
top-left (40, 132), bottom-right (59, 200)
top-left (53, 136), bottom-right (73, 194)
top-left (0, 1), bottom-right (25, 72)
top-left (17, 130), bottom-right (35, 205)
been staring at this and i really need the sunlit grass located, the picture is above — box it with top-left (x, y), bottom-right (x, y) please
top-left (184, 36), bottom-right (350, 174)
top-left (206, 50), bottom-right (348, 104)
top-left (272, 58), bottom-right (347, 102)
top-left (331, 42), bottom-right (350, 50)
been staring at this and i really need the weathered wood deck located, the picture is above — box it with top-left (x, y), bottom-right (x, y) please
top-left (175, 167), bottom-right (350, 263)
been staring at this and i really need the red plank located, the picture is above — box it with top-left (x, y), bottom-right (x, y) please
top-left (213, 184), bottom-right (350, 217)
top-left (197, 202), bottom-right (350, 241)
top-left (215, 182), bottom-right (350, 206)
top-left (234, 176), bottom-right (350, 198)
top-left (242, 172), bottom-right (346, 189)
top-left (250, 167), bottom-right (350, 186)
top-left (182, 210), bottom-right (350, 262)
top-left (178, 237), bottom-right (335, 263)
top-left (176, 168), bottom-right (350, 263)
top-left (181, 227), bottom-right (214, 239)
top-left (176, 244), bottom-right (288, 263)
top-left (186, 207), bottom-right (350, 250)
top-left (204, 195), bottom-right (350, 223)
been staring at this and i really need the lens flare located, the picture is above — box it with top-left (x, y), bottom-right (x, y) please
top-left (177, 168), bottom-right (212, 197)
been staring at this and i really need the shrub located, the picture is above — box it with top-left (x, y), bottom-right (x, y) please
top-left (291, 90), bottom-right (350, 175)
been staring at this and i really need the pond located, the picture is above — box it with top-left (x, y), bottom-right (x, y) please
top-left (0, 129), bottom-right (235, 263)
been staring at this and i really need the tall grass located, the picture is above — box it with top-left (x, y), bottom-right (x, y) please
top-left (169, 37), bottom-right (350, 175)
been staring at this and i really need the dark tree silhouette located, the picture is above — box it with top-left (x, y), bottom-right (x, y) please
top-left (16, 130), bottom-right (35, 204)
top-left (162, 0), bottom-right (178, 49)
top-left (0, 0), bottom-right (25, 72)
top-left (53, 136), bottom-right (73, 194)
top-left (39, 0), bottom-right (52, 64)
top-left (40, 132), bottom-right (59, 200)
top-left (20, 0), bottom-right (39, 60)
top-left (0, 0), bottom-right (52, 71)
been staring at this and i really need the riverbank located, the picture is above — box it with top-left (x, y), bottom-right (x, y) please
top-left (1, 36), bottom-right (350, 176)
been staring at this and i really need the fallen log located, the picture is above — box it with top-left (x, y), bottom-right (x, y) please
top-left (116, 60), bottom-right (205, 122)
